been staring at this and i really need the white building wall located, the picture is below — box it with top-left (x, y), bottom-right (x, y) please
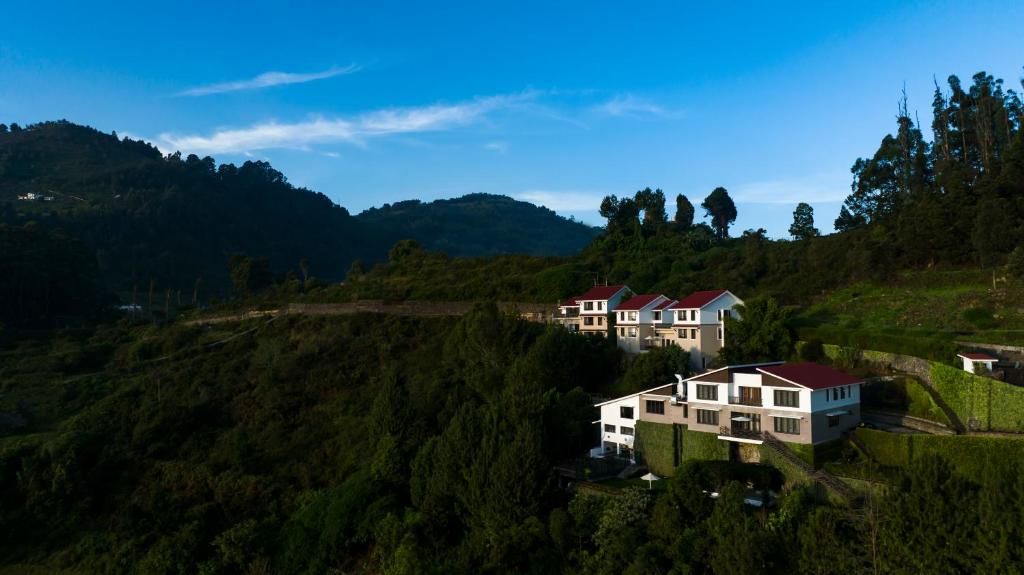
top-left (809, 384), bottom-right (861, 412)
top-left (598, 395), bottom-right (641, 451)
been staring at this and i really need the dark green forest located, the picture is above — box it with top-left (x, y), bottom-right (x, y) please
top-left (0, 122), bottom-right (597, 309)
top-left (3, 310), bottom-right (1022, 574)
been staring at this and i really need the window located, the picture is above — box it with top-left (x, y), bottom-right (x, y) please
top-left (619, 327), bottom-right (625, 336)
top-left (678, 329), bottom-right (688, 339)
top-left (717, 309), bottom-right (722, 320)
top-left (696, 384), bottom-right (718, 401)
top-left (832, 388), bottom-right (839, 401)
top-left (691, 328), bottom-right (697, 339)
top-left (618, 312), bottom-right (624, 321)
top-left (774, 390), bottom-right (800, 408)
top-left (628, 311), bottom-right (637, 321)
top-left (584, 317), bottom-right (594, 326)
top-left (774, 417), bottom-right (800, 435)
top-left (840, 387), bottom-right (846, 399)
top-left (620, 406), bottom-right (634, 419)
top-left (584, 302), bottom-right (594, 311)
top-left (677, 310), bottom-right (685, 321)
top-left (828, 414), bottom-right (841, 427)
top-left (598, 302), bottom-right (604, 310)
top-left (717, 327), bottom-right (722, 340)
top-left (653, 311), bottom-right (661, 321)
top-left (723, 309), bottom-right (731, 319)
top-left (690, 310), bottom-right (697, 321)
top-left (620, 426), bottom-right (634, 436)
top-left (597, 317), bottom-right (604, 326)
top-left (604, 424), bottom-right (615, 433)
top-left (696, 409), bottom-right (719, 425)
top-left (646, 400), bottom-right (665, 415)
top-left (627, 327), bottom-right (637, 337)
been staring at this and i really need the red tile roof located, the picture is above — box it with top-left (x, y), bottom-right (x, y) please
top-left (652, 299), bottom-right (677, 311)
top-left (959, 352), bottom-right (998, 361)
top-left (673, 289), bottom-right (728, 309)
top-left (757, 363), bottom-right (862, 390)
top-left (559, 296), bottom-right (580, 307)
top-left (576, 284), bottom-right (629, 301)
top-left (615, 294), bottom-right (666, 311)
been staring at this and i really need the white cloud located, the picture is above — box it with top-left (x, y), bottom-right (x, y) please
top-left (592, 94), bottom-right (682, 119)
top-left (159, 92), bottom-right (533, 155)
top-left (730, 172), bottom-right (850, 204)
top-left (484, 141), bottom-right (508, 153)
top-left (177, 64), bottom-right (360, 96)
top-left (515, 190), bottom-right (608, 212)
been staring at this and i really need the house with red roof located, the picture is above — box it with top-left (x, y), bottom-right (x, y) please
top-left (613, 294), bottom-right (673, 352)
top-left (655, 289), bottom-right (743, 370)
top-left (591, 361), bottom-right (863, 460)
top-left (957, 352), bottom-right (999, 374)
top-left (554, 296), bottom-right (582, 332)
top-left (574, 284), bottom-right (632, 337)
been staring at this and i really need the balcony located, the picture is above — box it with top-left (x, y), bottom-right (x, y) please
top-left (728, 395), bottom-right (763, 407)
top-left (557, 308), bottom-right (580, 318)
top-left (718, 425), bottom-right (764, 443)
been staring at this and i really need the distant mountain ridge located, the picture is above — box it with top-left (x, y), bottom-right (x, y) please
top-left (0, 121), bottom-right (598, 296)
top-left (357, 194), bottom-right (600, 257)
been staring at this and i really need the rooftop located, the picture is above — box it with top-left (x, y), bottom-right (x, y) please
top-left (757, 363), bottom-right (863, 390)
top-left (616, 294), bottom-right (666, 311)
top-left (576, 284), bottom-right (629, 301)
top-left (958, 352), bottom-right (998, 361)
top-left (673, 289), bottom-right (728, 309)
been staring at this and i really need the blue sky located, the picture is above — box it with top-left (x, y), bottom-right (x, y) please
top-left (2, 1), bottom-right (1022, 236)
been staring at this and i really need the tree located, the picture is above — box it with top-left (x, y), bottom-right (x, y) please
top-left (789, 202), bottom-right (820, 240)
top-left (701, 187), bottom-right (737, 239)
top-left (1008, 246), bottom-right (1024, 280)
top-left (674, 194), bottom-right (694, 228)
top-left (635, 188), bottom-right (667, 233)
top-left (227, 254), bottom-right (273, 296)
top-left (833, 206), bottom-right (866, 232)
top-left (719, 298), bottom-right (794, 364)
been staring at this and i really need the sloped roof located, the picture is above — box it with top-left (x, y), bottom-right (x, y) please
top-left (958, 352), bottom-right (998, 361)
top-left (576, 284), bottom-right (629, 301)
top-left (757, 363), bottom-right (862, 390)
top-left (616, 294), bottom-right (666, 311)
top-left (673, 289), bottom-right (728, 309)
top-left (652, 299), bottom-right (677, 311)
top-left (559, 297), bottom-right (580, 307)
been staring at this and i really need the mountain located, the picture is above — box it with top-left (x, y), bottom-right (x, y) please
top-left (356, 194), bottom-right (600, 257)
top-left (0, 122), bottom-right (596, 302)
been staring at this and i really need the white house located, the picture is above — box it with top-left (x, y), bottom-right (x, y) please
top-left (958, 352), bottom-right (998, 374)
top-left (614, 294), bottom-right (672, 353)
top-left (575, 284), bottom-right (632, 337)
top-left (590, 362), bottom-right (863, 462)
top-left (654, 290), bottom-right (744, 370)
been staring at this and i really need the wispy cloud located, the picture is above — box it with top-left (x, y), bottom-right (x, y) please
top-left (515, 190), bottom-right (608, 212)
top-left (484, 141), bottom-right (508, 153)
top-left (592, 94), bottom-right (682, 119)
top-left (159, 92), bottom-right (534, 154)
top-left (177, 64), bottom-right (360, 96)
top-left (731, 172), bottom-right (850, 204)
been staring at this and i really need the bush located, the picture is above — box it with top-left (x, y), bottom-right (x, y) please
top-left (680, 428), bottom-right (729, 462)
top-left (799, 338), bottom-right (825, 362)
top-left (930, 363), bottom-right (1024, 432)
top-left (798, 326), bottom-right (956, 362)
top-left (855, 428), bottom-right (1024, 480)
top-left (635, 421), bottom-right (682, 477)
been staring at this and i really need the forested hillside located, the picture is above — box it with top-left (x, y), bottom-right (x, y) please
top-left (4, 309), bottom-right (1024, 574)
top-left (0, 122), bottom-right (597, 313)
top-left (356, 194), bottom-right (600, 257)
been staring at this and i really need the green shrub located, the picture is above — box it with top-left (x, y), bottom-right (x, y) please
top-left (962, 307), bottom-right (997, 330)
top-left (799, 326), bottom-right (956, 362)
top-left (798, 338), bottom-right (825, 362)
top-left (855, 428), bottom-right (1024, 480)
top-left (930, 363), bottom-right (1024, 432)
top-left (635, 421), bottom-right (682, 477)
top-left (680, 428), bottom-right (729, 462)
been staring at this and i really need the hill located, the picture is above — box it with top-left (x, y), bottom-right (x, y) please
top-left (356, 194), bottom-right (600, 257)
top-left (0, 122), bottom-right (597, 308)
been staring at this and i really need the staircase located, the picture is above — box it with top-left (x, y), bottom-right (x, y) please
top-left (761, 432), bottom-right (856, 501)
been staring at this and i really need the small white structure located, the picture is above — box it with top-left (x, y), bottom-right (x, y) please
top-left (958, 352), bottom-right (998, 374)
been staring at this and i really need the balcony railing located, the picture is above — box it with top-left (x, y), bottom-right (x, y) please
top-left (719, 426), bottom-right (764, 441)
top-left (728, 395), bottom-right (763, 407)
top-left (557, 309), bottom-right (580, 318)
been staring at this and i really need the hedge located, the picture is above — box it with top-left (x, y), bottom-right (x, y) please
top-left (855, 428), bottom-right (1024, 480)
top-left (861, 376), bottom-right (951, 426)
top-left (680, 428), bottom-right (729, 462)
top-left (634, 421), bottom-right (682, 477)
top-left (930, 363), bottom-right (1024, 432)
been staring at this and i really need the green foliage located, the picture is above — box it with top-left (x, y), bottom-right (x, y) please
top-left (862, 376), bottom-right (951, 425)
top-left (679, 428), bottom-right (729, 462)
top-left (931, 362), bottom-right (1024, 432)
top-left (1008, 246), bottom-right (1024, 280)
top-left (634, 422), bottom-right (682, 477)
top-left (797, 338), bottom-right (825, 362)
top-left (789, 202), bottom-right (819, 240)
top-left (855, 428), bottom-right (1024, 479)
top-left (700, 186), bottom-right (737, 239)
top-left (808, 326), bottom-right (956, 362)
top-left (617, 345), bottom-right (689, 395)
top-left (720, 298), bottom-right (794, 364)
